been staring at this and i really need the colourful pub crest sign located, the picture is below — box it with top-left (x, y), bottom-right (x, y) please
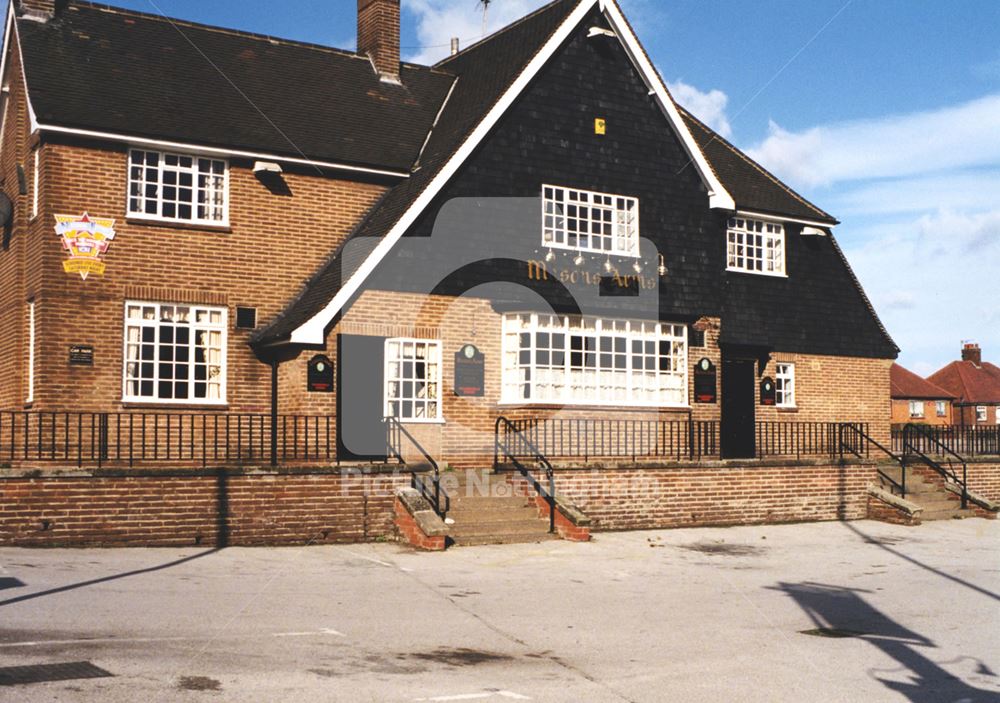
top-left (55, 212), bottom-right (116, 280)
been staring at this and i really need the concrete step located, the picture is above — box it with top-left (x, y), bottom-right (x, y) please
top-left (921, 509), bottom-right (976, 521)
top-left (447, 505), bottom-right (541, 519)
top-left (450, 516), bottom-right (551, 534)
top-left (451, 531), bottom-right (559, 547)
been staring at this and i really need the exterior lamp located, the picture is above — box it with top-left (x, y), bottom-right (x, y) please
top-left (545, 249), bottom-right (556, 262)
top-left (657, 254), bottom-right (668, 278)
top-left (573, 253), bottom-right (584, 266)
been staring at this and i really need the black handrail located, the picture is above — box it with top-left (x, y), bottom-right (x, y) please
top-left (384, 416), bottom-right (449, 520)
top-left (494, 416), bottom-right (556, 534)
top-left (838, 422), bottom-right (907, 499)
top-left (902, 423), bottom-right (968, 509)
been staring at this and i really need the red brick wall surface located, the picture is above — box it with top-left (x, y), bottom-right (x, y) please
top-left (0, 470), bottom-right (408, 547)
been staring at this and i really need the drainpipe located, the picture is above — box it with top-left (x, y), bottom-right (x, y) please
top-left (270, 359), bottom-right (279, 468)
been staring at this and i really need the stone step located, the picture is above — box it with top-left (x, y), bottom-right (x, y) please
top-left (921, 509), bottom-right (976, 521)
top-left (451, 532), bottom-right (559, 547)
top-left (450, 515), bottom-right (551, 532)
top-left (447, 494), bottom-right (533, 507)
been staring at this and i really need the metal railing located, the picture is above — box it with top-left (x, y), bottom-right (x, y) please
top-left (494, 417), bottom-right (556, 533)
top-left (385, 416), bottom-right (449, 520)
top-left (901, 423), bottom-right (969, 510)
top-left (839, 422), bottom-right (907, 498)
top-left (0, 411), bottom-right (336, 468)
top-left (892, 425), bottom-right (999, 457)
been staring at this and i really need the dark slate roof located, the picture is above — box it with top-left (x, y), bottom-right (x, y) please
top-left (17, 2), bottom-right (455, 171)
top-left (927, 360), bottom-right (1000, 404)
top-left (891, 363), bottom-right (955, 400)
top-left (678, 107), bottom-right (838, 225)
top-left (253, 0), bottom-right (581, 345)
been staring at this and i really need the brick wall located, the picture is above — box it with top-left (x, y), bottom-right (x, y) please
top-left (966, 462), bottom-right (1000, 503)
top-left (891, 398), bottom-right (953, 426)
top-left (0, 468), bottom-right (408, 547)
top-left (514, 462), bottom-right (876, 531)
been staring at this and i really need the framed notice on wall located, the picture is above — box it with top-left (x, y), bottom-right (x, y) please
top-left (307, 355), bottom-right (334, 393)
top-left (760, 377), bottom-right (776, 406)
top-left (693, 358), bottom-right (716, 403)
top-left (454, 344), bottom-right (485, 397)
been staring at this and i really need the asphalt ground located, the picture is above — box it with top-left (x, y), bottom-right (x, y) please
top-left (0, 518), bottom-right (998, 702)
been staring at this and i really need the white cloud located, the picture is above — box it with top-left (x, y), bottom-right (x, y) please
top-left (746, 94), bottom-right (1000, 188)
top-left (825, 170), bottom-right (1000, 218)
top-left (403, 0), bottom-right (550, 65)
top-left (667, 80), bottom-right (732, 138)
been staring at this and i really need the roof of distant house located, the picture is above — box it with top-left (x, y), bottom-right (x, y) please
top-left (927, 359), bottom-right (1000, 404)
top-left (890, 363), bottom-right (955, 400)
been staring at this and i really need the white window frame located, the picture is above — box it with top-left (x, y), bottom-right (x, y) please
top-left (975, 405), bottom-right (988, 423)
top-left (384, 338), bottom-right (442, 423)
top-left (26, 300), bottom-right (34, 404)
top-left (775, 362), bottom-right (796, 408)
top-left (727, 217), bottom-right (786, 276)
top-left (127, 148), bottom-right (229, 226)
top-left (542, 184), bottom-right (639, 257)
top-left (31, 147), bottom-right (39, 219)
top-left (908, 400), bottom-right (925, 419)
top-left (935, 400), bottom-right (947, 418)
top-left (501, 313), bottom-right (688, 408)
top-left (122, 301), bottom-right (228, 405)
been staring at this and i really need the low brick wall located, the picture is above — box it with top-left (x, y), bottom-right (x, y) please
top-left (966, 462), bottom-right (1000, 503)
top-left (0, 467), bottom-right (409, 547)
top-left (513, 461), bottom-right (877, 532)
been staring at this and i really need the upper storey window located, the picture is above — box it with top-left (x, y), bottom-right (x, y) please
top-left (543, 185), bottom-right (639, 256)
top-left (128, 149), bottom-right (228, 225)
top-left (727, 217), bottom-right (785, 276)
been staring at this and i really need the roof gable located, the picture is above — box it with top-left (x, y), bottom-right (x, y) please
top-left (928, 360), bottom-right (1000, 404)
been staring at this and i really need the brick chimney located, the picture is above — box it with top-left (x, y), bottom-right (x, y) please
top-left (962, 342), bottom-right (982, 365)
top-left (358, 0), bottom-right (401, 82)
top-left (17, 0), bottom-right (68, 19)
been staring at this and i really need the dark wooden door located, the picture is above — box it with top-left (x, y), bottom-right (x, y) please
top-left (721, 357), bottom-right (756, 459)
top-left (337, 335), bottom-right (388, 462)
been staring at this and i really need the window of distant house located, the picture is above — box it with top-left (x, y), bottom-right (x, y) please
top-left (727, 217), bottom-right (785, 276)
top-left (775, 362), bottom-right (795, 408)
top-left (384, 339), bottom-right (441, 422)
top-left (936, 401), bottom-right (947, 417)
top-left (976, 405), bottom-right (988, 423)
top-left (542, 185), bottom-right (639, 256)
top-left (128, 149), bottom-right (228, 225)
top-left (502, 313), bottom-right (687, 407)
top-left (909, 400), bottom-right (925, 419)
top-left (123, 302), bottom-right (227, 404)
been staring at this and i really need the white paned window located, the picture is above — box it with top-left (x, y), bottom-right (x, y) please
top-left (26, 301), bottom-right (35, 404)
top-left (908, 400), bottom-right (924, 419)
top-left (502, 313), bottom-right (687, 407)
top-left (727, 217), bottom-right (785, 275)
top-left (936, 401), bottom-right (947, 417)
top-left (976, 406), bottom-right (988, 423)
top-left (996, 408), bottom-right (1000, 424)
top-left (775, 363), bottom-right (795, 408)
top-left (123, 302), bottom-right (227, 404)
top-left (128, 149), bottom-right (228, 225)
top-left (31, 148), bottom-right (39, 219)
top-left (542, 185), bottom-right (638, 256)
top-left (385, 339), bottom-right (441, 422)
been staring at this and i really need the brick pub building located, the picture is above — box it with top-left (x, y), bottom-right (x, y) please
top-left (0, 0), bottom-right (993, 547)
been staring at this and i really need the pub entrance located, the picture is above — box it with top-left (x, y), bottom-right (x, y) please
top-left (721, 355), bottom-right (756, 459)
top-left (337, 334), bottom-right (388, 462)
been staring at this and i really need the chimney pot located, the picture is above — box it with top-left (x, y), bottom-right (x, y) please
top-left (358, 0), bottom-right (401, 81)
top-left (450, 37), bottom-right (460, 56)
top-left (17, 0), bottom-right (66, 19)
top-left (962, 342), bottom-right (982, 365)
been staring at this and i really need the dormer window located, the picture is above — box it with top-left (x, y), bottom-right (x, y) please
top-left (727, 217), bottom-right (785, 276)
top-left (542, 185), bottom-right (638, 256)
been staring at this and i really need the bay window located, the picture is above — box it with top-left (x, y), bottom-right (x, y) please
top-left (128, 149), bottom-right (228, 225)
top-left (123, 302), bottom-right (227, 404)
top-left (502, 313), bottom-right (687, 406)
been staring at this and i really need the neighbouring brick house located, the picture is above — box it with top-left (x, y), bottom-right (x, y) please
top-left (928, 344), bottom-right (1000, 427)
top-left (0, 0), bottom-right (919, 546)
top-left (890, 363), bottom-right (955, 426)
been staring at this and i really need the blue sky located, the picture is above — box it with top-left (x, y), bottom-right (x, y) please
top-left (105, 0), bottom-right (1000, 375)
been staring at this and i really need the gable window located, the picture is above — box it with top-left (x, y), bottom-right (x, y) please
top-left (727, 217), bottom-right (785, 275)
top-left (976, 406), bottom-right (988, 423)
top-left (542, 185), bottom-right (638, 256)
top-left (385, 339), bottom-right (441, 422)
top-left (502, 313), bottom-right (687, 407)
top-left (128, 149), bottom-right (228, 225)
top-left (936, 400), bottom-right (947, 417)
top-left (908, 400), bottom-right (925, 419)
top-left (775, 363), bottom-right (795, 408)
top-left (123, 302), bottom-right (227, 404)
